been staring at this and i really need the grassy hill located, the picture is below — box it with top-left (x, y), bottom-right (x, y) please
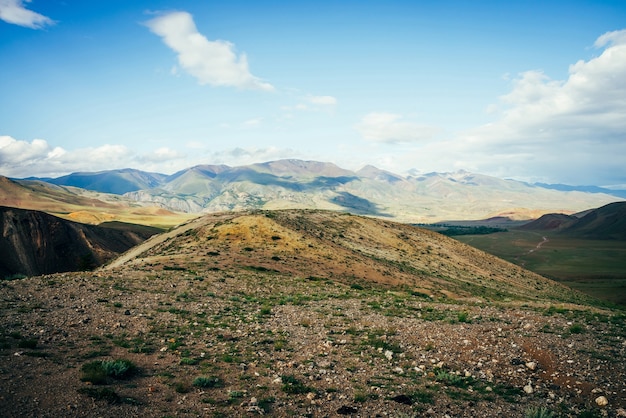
top-left (1, 209), bottom-right (624, 417)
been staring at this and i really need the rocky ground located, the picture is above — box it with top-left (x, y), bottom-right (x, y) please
top-left (1, 267), bottom-right (625, 417)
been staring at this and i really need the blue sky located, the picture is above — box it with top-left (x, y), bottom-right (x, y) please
top-left (1, 0), bottom-right (625, 187)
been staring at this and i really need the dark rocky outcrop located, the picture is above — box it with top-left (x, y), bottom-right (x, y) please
top-left (0, 206), bottom-right (160, 278)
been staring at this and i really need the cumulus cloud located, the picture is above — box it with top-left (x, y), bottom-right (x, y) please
top-left (0, 137), bottom-right (189, 178)
top-left (0, 137), bottom-right (134, 177)
top-left (0, 0), bottom-right (54, 29)
top-left (451, 28), bottom-right (626, 185)
top-left (355, 112), bottom-right (440, 143)
top-left (145, 11), bottom-right (273, 91)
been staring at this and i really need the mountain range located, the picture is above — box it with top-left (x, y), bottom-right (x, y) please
top-left (17, 159), bottom-right (624, 223)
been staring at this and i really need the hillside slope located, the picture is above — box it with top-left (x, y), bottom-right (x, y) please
top-left (0, 175), bottom-right (194, 228)
top-left (518, 202), bottom-right (626, 240)
top-left (104, 209), bottom-right (593, 306)
top-left (1, 209), bottom-right (624, 418)
top-left (0, 206), bottom-right (160, 277)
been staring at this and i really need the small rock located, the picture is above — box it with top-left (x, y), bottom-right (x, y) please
top-left (615, 408), bottom-right (626, 417)
top-left (595, 396), bottom-right (608, 407)
top-left (393, 366), bottom-right (404, 374)
top-left (124, 310), bottom-right (131, 315)
top-left (523, 382), bottom-right (533, 394)
top-left (384, 350), bottom-right (393, 360)
top-left (525, 362), bottom-right (537, 371)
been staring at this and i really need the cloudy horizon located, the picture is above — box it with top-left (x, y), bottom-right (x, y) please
top-left (1, 1), bottom-right (625, 187)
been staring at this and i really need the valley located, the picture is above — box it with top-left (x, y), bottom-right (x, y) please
top-left (455, 231), bottom-right (626, 307)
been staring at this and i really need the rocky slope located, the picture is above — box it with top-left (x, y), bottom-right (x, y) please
top-left (0, 206), bottom-right (160, 277)
top-left (0, 210), bottom-right (624, 417)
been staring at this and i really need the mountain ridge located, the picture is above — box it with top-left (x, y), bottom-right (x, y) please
top-left (11, 160), bottom-right (625, 223)
top-left (518, 202), bottom-right (626, 240)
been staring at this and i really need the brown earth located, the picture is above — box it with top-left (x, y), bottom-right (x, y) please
top-left (1, 210), bottom-right (624, 417)
top-left (0, 206), bottom-right (161, 278)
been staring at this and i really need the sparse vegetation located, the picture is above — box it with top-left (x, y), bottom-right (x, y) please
top-left (80, 359), bottom-right (137, 384)
top-left (193, 376), bottom-right (224, 388)
top-left (1, 210), bottom-right (624, 417)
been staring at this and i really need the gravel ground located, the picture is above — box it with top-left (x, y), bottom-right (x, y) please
top-left (1, 268), bottom-right (624, 417)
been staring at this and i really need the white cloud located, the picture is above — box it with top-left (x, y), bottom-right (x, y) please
top-left (450, 28), bottom-right (626, 184)
top-left (355, 112), bottom-right (440, 143)
top-left (0, 137), bottom-right (186, 178)
top-left (0, 0), bottom-right (54, 29)
top-left (242, 117), bottom-right (263, 128)
top-left (139, 147), bottom-right (186, 163)
top-left (209, 147), bottom-right (300, 167)
top-left (308, 95), bottom-right (337, 106)
top-left (145, 11), bottom-right (273, 91)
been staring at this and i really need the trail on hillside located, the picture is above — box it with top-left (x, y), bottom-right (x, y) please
top-left (528, 236), bottom-right (549, 254)
top-left (101, 215), bottom-right (207, 270)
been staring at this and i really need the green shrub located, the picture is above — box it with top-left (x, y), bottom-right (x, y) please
top-left (80, 359), bottom-right (136, 384)
top-left (193, 376), bottom-right (224, 388)
top-left (281, 375), bottom-right (314, 394)
top-left (568, 324), bottom-right (585, 334)
top-left (525, 406), bottom-right (554, 418)
top-left (100, 359), bottom-right (136, 379)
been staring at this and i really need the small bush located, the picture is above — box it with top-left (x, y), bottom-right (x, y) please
top-left (457, 311), bottom-right (470, 323)
top-left (525, 406), bottom-right (554, 418)
top-left (193, 376), bottom-right (224, 388)
top-left (101, 359), bottom-right (136, 379)
top-left (569, 324), bottom-right (585, 334)
top-left (81, 359), bottom-right (136, 384)
top-left (281, 375), bottom-right (314, 394)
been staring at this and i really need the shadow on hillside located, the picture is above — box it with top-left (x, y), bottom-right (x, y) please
top-left (330, 191), bottom-right (392, 217)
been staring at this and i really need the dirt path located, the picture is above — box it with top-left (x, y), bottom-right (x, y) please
top-left (528, 236), bottom-right (549, 253)
top-left (101, 215), bottom-right (206, 270)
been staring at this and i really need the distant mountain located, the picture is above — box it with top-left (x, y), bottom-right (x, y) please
top-left (518, 202), bottom-right (626, 240)
top-left (535, 182), bottom-right (626, 199)
top-left (0, 175), bottom-right (192, 228)
top-left (32, 168), bottom-right (167, 194)
top-left (18, 160), bottom-right (625, 223)
top-left (0, 206), bottom-right (160, 277)
top-left (518, 213), bottom-right (579, 232)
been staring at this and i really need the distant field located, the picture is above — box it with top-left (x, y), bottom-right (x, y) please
top-left (453, 230), bottom-right (626, 307)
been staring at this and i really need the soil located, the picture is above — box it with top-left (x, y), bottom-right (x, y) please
top-left (1, 210), bottom-right (625, 417)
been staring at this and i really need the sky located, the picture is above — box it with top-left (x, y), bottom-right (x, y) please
top-left (1, 0), bottom-right (625, 187)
